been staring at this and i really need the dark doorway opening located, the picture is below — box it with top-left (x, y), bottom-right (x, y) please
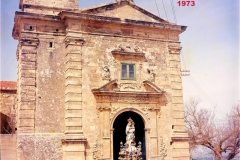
top-left (113, 111), bottom-right (146, 160)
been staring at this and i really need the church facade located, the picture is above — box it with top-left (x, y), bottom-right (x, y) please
top-left (11, 0), bottom-right (190, 159)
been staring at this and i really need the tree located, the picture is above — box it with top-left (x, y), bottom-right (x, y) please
top-left (184, 98), bottom-right (240, 160)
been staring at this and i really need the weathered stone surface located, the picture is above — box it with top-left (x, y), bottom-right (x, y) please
top-left (0, 135), bottom-right (17, 160)
top-left (17, 135), bottom-right (64, 160)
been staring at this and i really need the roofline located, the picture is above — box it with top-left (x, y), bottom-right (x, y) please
top-left (59, 11), bottom-right (187, 32)
top-left (81, 1), bottom-right (168, 23)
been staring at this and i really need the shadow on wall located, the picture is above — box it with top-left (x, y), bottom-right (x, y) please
top-left (0, 113), bottom-right (15, 134)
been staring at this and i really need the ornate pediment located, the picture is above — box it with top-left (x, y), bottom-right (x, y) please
top-left (92, 80), bottom-right (163, 93)
top-left (92, 80), bottom-right (167, 105)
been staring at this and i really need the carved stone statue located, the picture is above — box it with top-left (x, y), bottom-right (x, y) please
top-left (102, 66), bottom-right (110, 80)
top-left (147, 68), bottom-right (156, 82)
top-left (118, 118), bottom-right (142, 160)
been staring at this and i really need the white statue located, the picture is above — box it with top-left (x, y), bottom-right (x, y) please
top-left (118, 118), bottom-right (142, 160)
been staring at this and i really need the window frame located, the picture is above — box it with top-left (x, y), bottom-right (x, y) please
top-left (121, 63), bottom-right (136, 80)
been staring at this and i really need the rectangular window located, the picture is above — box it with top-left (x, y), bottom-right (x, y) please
top-left (121, 64), bottom-right (135, 80)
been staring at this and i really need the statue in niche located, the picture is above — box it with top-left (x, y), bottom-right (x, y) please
top-left (102, 66), bottom-right (110, 80)
top-left (118, 118), bottom-right (142, 160)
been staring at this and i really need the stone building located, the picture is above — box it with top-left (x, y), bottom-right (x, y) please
top-left (0, 81), bottom-right (17, 159)
top-left (10, 0), bottom-right (190, 159)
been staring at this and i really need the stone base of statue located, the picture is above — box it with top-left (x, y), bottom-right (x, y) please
top-left (118, 141), bottom-right (142, 160)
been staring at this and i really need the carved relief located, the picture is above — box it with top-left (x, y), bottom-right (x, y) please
top-left (141, 106), bottom-right (150, 120)
top-left (65, 37), bottom-right (85, 47)
top-left (110, 105), bottom-right (120, 120)
top-left (97, 95), bottom-right (160, 103)
top-left (159, 136), bottom-right (167, 159)
top-left (118, 83), bottom-right (141, 91)
top-left (114, 44), bottom-right (142, 53)
top-left (93, 135), bottom-right (100, 160)
top-left (147, 68), bottom-right (156, 82)
top-left (102, 65), bottom-right (111, 80)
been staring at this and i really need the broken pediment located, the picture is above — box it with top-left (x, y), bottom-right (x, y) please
top-left (92, 80), bottom-right (164, 93)
top-left (81, 1), bottom-right (169, 23)
top-left (91, 80), bottom-right (167, 105)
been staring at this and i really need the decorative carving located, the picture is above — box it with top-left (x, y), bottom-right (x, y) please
top-left (97, 106), bottom-right (110, 111)
top-left (102, 66), bottom-right (111, 80)
top-left (134, 45), bottom-right (141, 52)
top-left (114, 44), bottom-right (142, 53)
top-left (118, 83), bottom-right (141, 91)
top-left (93, 135), bottom-right (100, 160)
top-left (96, 95), bottom-right (161, 103)
top-left (118, 118), bottom-right (142, 160)
top-left (147, 68), bottom-right (156, 82)
top-left (142, 106), bottom-right (150, 120)
top-left (110, 105), bottom-right (120, 120)
top-left (159, 136), bottom-right (167, 159)
top-left (65, 37), bottom-right (85, 47)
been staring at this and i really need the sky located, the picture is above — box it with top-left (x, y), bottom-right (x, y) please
top-left (1, 0), bottom-right (239, 118)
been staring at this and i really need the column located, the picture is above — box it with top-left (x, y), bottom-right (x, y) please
top-left (63, 36), bottom-right (86, 160)
top-left (169, 43), bottom-right (190, 159)
top-left (17, 37), bottom-right (38, 133)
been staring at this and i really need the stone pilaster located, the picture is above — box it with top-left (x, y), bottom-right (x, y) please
top-left (17, 37), bottom-right (38, 133)
top-left (168, 43), bottom-right (190, 159)
top-left (63, 36), bottom-right (86, 160)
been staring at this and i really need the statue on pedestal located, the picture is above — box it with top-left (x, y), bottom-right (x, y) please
top-left (118, 118), bottom-right (142, 160)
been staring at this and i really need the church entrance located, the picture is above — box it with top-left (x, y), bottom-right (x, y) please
top-left (113, 111), bottom-right (146, 160)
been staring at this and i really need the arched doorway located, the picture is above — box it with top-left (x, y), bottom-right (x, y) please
top-left (113, 111), bottom-right (146, 160)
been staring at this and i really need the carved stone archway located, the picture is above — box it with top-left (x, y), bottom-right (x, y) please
top-left (92, 80), bottom-right (167, 160)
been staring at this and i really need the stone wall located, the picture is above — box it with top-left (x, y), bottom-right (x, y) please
top-left (0, 134), bottom-right (17, 160)
top-left (0, 82), bottom-right (17, 134)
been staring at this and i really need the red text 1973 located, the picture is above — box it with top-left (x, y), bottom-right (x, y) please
top-left (177, 1), bottom-right (195, 6)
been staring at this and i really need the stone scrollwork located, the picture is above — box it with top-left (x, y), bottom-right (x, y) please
top-left (114, 44), bottom-right (142, 53)
top-left (159, 136), bottom-right (167, 160)
top-left (93, 135), bottom-right (100, 160)
top-left (118, 83), bottom-right (141, 91)
top-left (141, 106), bottom-right (150, 120)
top-left (110, 105), bottom-right (120, 120)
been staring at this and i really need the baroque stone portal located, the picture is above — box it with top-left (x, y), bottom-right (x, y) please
top-left (118, 118), bottom-right (142, 160)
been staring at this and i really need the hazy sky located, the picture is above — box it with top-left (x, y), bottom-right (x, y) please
top-left (1, 0), bottom-right (239, 118)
